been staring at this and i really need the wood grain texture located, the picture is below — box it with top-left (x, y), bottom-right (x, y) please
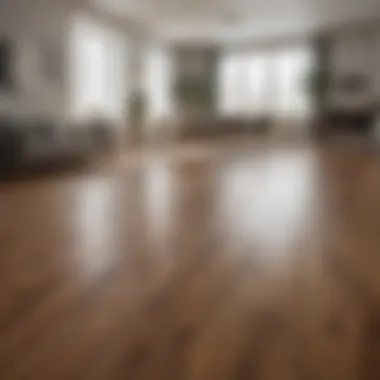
top-left (0, 139), bottom-right (380, 380)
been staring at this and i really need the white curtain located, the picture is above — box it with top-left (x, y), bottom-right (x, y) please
top-left (217, 53), bottom-right (246, 115)
top-left (69, 14), bottom-right (128, 123)
top-left (272, 48), bottom-right (314, 117)
top-left (144, 47), bottom-right (173, 128)
top-left (218, 46), bottom-right (314, 118)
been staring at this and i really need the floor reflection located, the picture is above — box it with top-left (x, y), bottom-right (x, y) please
top-left (71, 178), bottom-right (122, 280)
top-left (65, 147), bottom-right (319, 280)
top-left (143, 160), bottom-right (177, 251)
top-left (218, 150), bottom-right (318, 258)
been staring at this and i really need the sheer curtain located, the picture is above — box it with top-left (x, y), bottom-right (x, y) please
top-left (144, 47), bottom-right (173, 129)
top-left (273, 48), bottom-right (314, 117)
top-left (218, 53), bottom-right (247, 115)
top-left (69, 14), bottom-right (128, 123)
top-left (218, 52), bottom-right (273, 116)
top-left (247, 54), bottom-right (271, 114)
top-left (218, 46), bottom-right (314, 119)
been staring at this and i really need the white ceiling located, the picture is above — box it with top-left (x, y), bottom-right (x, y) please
top-left (93, 0), bottom-right (380, 42)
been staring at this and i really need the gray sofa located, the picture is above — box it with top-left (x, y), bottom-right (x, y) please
top-left (0, 117), bottom-right (115, 176)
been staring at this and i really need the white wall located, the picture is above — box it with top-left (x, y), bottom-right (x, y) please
top-left (0, 0), bottom-right (70, 118)
top-left (0, 0), bottom-right (148, 120)
top-left (329, 22), bottom-right (380, 107)
top-left (374, 28), bottom-right (380, 95)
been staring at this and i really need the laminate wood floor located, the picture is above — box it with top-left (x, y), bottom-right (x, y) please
top-left (1, 140), bottom-right (380, 380)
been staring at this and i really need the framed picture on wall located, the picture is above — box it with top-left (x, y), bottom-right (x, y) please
top-left (0, 37), bottom-right (15, 90)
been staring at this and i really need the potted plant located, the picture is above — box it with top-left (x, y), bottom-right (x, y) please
top-left (306, 69), bottom-right (330, 110)
top-left (305, 69), bottom-right (331, 137)
top-left (128, 91), bottom-right (146, 143)
top-left (174, 76), bottom-right (213, 135)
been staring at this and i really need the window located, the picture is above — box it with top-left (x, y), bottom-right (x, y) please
top-left (69, 14), bottom-right (128, 122)
top-left (273, 48), bottom-right (314, 117)
top-left (247, 54), bottom-right (271, 114)
top-left (144, 47), bottom-right (173, 127)
top-left (218, 53), bottom-right (247, 115)
top-left (218, 52), bottom-right (273, 116)
top-left (218, 46), bottom-right (314, 118)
